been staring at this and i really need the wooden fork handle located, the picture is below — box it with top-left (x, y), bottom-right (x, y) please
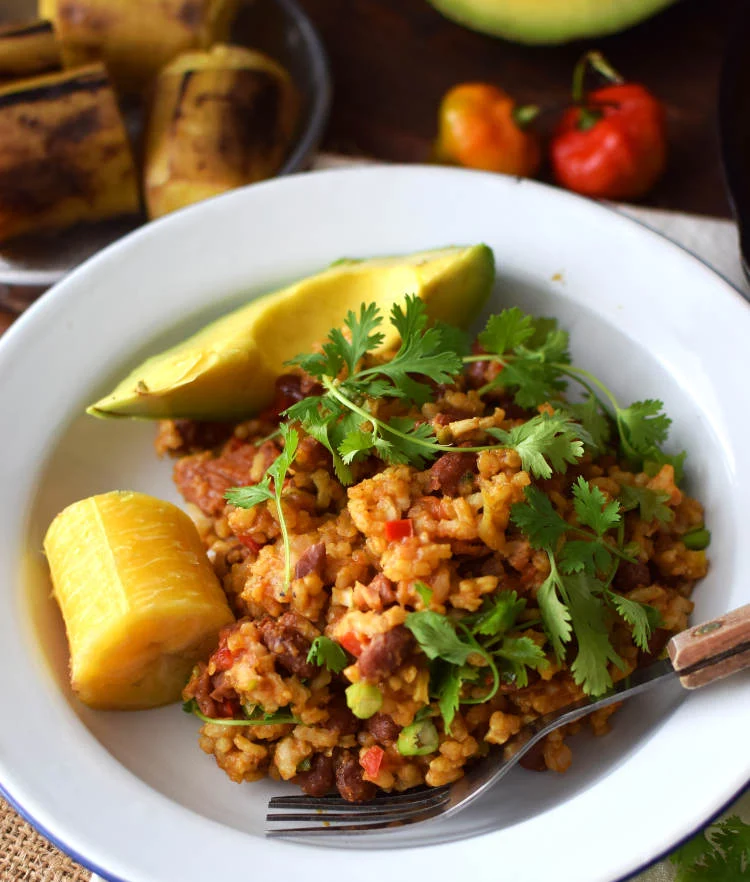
top-left (668, 603), bottom-right (750, 689)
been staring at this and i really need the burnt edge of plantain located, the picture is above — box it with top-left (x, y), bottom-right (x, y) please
top-left (0, 68), bottom-right (111, 111)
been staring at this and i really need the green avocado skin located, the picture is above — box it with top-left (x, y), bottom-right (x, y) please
top-left (87, 243), bottom-right (496, 421)
top-left (427, 0), bottom-right (677, 44)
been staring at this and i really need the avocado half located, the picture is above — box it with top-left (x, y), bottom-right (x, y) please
top-left (427, 0), bottom-right (678, 44)
top-left (87, 244), bottom-right (495, 421)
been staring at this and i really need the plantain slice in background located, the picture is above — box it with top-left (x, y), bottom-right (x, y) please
top-left (0, 62), bottom-right (140, 243)
top-left (37, 0), bottom-right (240, 94)
top-left (143, 44), bottom-right (299, 219)
top-left (0, 19), bottom-right (62, 82)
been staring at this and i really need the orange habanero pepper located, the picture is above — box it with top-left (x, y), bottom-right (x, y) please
top-left (434, 83), bottom-right (541, 178)
top-left (550, 52), bottom-right (667, 201)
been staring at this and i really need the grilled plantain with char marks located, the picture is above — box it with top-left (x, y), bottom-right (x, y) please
top-left (144, 44), bottom-right (299, 219)
top-left (38, 0), bottom-right (240, 93)
top-left (0, 62), bottom-right (140, 243)
top-left (0, 19), bottom-right (62, 82)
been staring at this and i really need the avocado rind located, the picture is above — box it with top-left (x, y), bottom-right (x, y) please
top-left (87, 243), bottom-right (495, 421)
top-left (427, 0), bottom-right (678, 45)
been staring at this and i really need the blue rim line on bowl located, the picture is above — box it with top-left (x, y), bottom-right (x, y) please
top-left (0, 782), bottom-right (130, 882)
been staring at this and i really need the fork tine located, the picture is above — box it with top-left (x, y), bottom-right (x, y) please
top-left (265, 801), bottom-right (450, 836)
top-left (265, 786), bottom-right (451, 836)
top-left (267, 786), bottom-right (450, 813)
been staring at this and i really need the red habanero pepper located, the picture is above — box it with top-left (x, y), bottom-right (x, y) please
top-left (360, 745), bottom-right (385, 780)
top-left (384, 518), bottom-right (414, 542)
top-left (434, 83), bottom-right (541, 178)
top-left (550, 52), bottom-right (667, 201)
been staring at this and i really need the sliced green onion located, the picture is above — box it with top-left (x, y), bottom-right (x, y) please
top-left (682, 527), bottom-right (710, 550)
top-left (397, 720), bottom-right (439, 756)
top-left (345, 682), bottom-right (383, 719)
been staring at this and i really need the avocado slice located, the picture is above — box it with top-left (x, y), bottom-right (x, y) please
top-left (87, 244), bottom-right (495, 420)
top-left (427, 0), bottom-right (677, 44)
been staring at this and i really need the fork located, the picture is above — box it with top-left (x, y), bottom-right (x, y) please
top-left (266, 603), bottom-right (750, 836)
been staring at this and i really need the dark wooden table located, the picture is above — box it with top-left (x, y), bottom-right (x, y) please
top-left (298, 0), bottom-right (737, 218)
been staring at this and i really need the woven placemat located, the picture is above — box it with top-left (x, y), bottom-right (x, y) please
top-left (0, 797), bottom-right (88, 882)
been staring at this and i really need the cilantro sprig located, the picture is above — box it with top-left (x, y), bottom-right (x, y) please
top-left (470, 306), bottom-right (686, 477)
top-left (510, 476), bottom-right (662, 695)
top-left (405, 590), bottom-right (547, 732)
top-left (670, 814), bottom-right (750, 880)
top-left (307, 635), bottom-right (348, 673)
top-left (224, 422), bottom-right (299, 590)
top-left (285, 296), bottom-right (586, 483)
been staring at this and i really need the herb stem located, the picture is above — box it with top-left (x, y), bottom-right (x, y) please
top-left (321, 377), bottom-right (516, 457)
top-left (274, 484), bottom-right (292, 591)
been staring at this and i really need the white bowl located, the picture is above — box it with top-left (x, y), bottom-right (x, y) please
top-left (1, 166), bottom-right (748, 882)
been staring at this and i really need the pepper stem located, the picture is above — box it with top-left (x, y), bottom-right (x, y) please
top-left (571, 50), bottom-right (625, 104)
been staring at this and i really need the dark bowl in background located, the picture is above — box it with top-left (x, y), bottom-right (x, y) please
top-left (0, 0), bottom-right (332, 287)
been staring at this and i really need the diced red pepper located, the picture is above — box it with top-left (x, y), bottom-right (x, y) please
top-left (237, 533), bottom-right (261, 554)
top-left (384, 518), bottom-right (413, 542)
top-left (360, 745), bottom-right (385, 780)
top-left (339, 632), bottom-right (364, 658)
top-left (219, 698), bottom-right (240, 719)
top-left (213, 645), bottom-right (235, 672)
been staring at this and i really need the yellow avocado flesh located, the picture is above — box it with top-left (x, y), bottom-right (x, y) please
top-left (426, 0), bottom-right (677, 44)
top-left (87, 244), bottom-right (495, 420)
top-left (44, 491), bottom-right (234, 710)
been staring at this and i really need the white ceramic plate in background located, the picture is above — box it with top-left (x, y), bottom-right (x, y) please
top-left (0, 166), bottom-right (748, 882)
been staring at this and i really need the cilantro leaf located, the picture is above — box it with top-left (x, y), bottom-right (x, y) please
top-left (562, 394), bottom-right (611, 453)
top-left (339, 428), bottom-right (377, 464)
top-left (434, 321), bottom-right (471, 358)
top-left (559, 539), bottom-right (612, 575)
top-left (307, 636), bottom-right (348, 673)
top-left (478, 307), bottom-right (535, 355)
top-left (618, 399), bottom-right (671, 456)
top-left (488, 412), bottom-right (584, 479)
top-left (671, 814), bottom-right (750, 881)
top-left (496, 636), bottom-right (547, 688)
top-left (608, 592), bottom-right (661, 651)
top-left (224, 480), bottom-right (273, 509)
top-left (405, 611), bottom-right (474, 665)
top-left (429, 661), bottom-right (480, 733)
top-left (571, 476), bottom-right (621, 536)
top-left (619, 484), bottom-right (673, 524)
top-left (565, 573), bottom-right (624, 696)
top-left (493, 358), bottom-right (569, 410)
top-left (536, 555), bottom-right (572, 660)
top-left (510, 486), bottom-right (569, 550)
top-left (472, 591), bottom-right (526, 637)
top-left (224, 424), bottom-right (298, 588)
top-left (357, 296), bottom-right (463, 405)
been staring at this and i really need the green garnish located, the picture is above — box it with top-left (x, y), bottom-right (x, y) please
top-left (307, 635), bottom-right (348, 673)
top-left (510, 476), bottom-right (662, 696)
top-left (221, 300), bottom-right (688, 710)
top-left (404, 592), bottom-right (547, 732)
top-left (683, 527), bottom-right (711, 551)
top-left (670, 814), bottom-right (750, 880)
top-left (397, 719), bottom-right (439, 756)
top-left (224, 422), bottom-right (299, 590)
top-left (345, 682), bottom-right (383, 719)
top-left (471, 306), bottom-right (686, 477)
top-left (182, 698), bottom-right (300, 726)
top-left (283, 296), bottom-right (587, 484)
top-left (618, 484), bottom-right (673, 524)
